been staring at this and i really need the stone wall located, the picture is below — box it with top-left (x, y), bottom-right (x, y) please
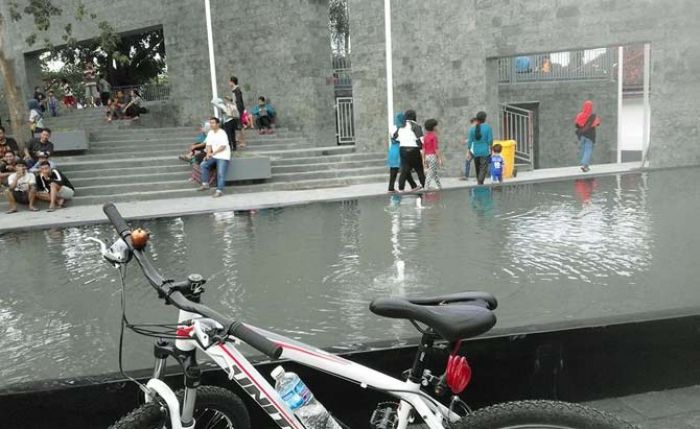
top-left (1, 0), bottom-right (335, 145)
top-left (499, 79), bottom-right (619, 168)
top-left (350, 0), bottom-right (700, 171)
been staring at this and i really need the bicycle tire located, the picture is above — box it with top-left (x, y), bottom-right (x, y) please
top-left (109, 385), bottom-right (250, 429)
top-left (454, 400), bottom-right (635, 429)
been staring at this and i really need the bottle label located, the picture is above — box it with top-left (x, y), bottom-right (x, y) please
top-left (294, 380), bottom-right (313, 404)
top-left (280, 384), bottom-right (305, 410)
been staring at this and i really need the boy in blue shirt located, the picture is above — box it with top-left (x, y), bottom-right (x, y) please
top-left (490, 143), bottom-right (505, 183)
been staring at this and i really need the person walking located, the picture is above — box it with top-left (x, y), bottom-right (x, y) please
top-left (387, 112), bottom-right (417, 193)
top-left (83, 61), bottom-right (99, 107)
top-left (98, 75), bottom-right (112, 107)
top-left (199, 117), bottom-right (231, 198)
top-left (467, 111), bottom-right (493, 185)
top-left (574, 100), bottom-right (601, 172)
top-left (397, 109), bottom-right (425, 191)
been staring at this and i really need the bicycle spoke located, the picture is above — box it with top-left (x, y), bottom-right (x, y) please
top-left (196, 407), bottom-right (233, 429)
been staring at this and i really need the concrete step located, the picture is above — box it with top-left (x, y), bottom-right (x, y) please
top-left (75, 179), bottom-right (193, 196)
top-left (272, 159), bottom-right (385, 174)
top-left (86, 141), bottom-right (310, 155)
top-left (89, 127), bottom-right (295, 138)
top-left (37, 173), bottom-right (388, 206)
top-left (70, 170), bottom-right (189, 188)
top-left (255, 145), bottom-right (356, 159)
top-left (63, 163), bottom-right (190, 178)
top-left (269, 166), bottom-right (387, 182)
top-left (271, 152), bottom-right (383, 166)
top-left (53, 155), bottom-right (184, 170)
top-left (87, 136), bottom-right (309, 148)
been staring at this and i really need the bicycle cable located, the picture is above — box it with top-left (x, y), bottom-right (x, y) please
top-left (116, 264), bottom-right (158, 400)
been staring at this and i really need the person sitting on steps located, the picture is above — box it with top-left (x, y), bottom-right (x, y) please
top-left (4, 160), bottom-right (38, 213)
top-left (251, 96), bottom-right (276, 134)
top-left (35, 161), bottom-right (75, 212)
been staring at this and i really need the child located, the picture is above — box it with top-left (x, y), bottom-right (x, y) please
top-left (47, 91), bottom-right (58, 117)
top-left (422, 118), bottom-right (443, 190)
top-left (490, 143), bottom-right (505, 183)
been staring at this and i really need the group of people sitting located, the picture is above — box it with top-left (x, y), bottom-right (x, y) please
top-left (106, 89), bottom-right (147, 122)
top-left (175, 76), bottom-right (279, 198)
top-left (0, 127), bottom-right (75, 213)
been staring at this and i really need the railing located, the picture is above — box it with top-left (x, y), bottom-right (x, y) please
top-left (498, 48), bottom-right (614, 83)
top-left (500, 103), bottom-right (534, 168)
top-left (335, 97), bottom-right (355, 145)
top-left (111, 82), bottom-right (170, 101)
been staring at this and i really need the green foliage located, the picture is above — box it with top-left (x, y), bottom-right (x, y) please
top-left (44, 28), bottom-right (166, 86)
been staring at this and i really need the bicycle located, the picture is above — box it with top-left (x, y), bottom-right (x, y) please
top-left (93, 203), bottom-right (634, 429)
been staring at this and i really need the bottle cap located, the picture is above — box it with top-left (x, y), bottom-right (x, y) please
top-left (271, 365), bottom-right (285, 380)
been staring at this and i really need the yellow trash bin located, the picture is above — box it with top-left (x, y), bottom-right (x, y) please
top-left (494, 140), bottom-right (516, 179)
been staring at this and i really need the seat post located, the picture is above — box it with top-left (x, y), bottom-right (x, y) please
top-left (407, 333), bottom-right (435, 383)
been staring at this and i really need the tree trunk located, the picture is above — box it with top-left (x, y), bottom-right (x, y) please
top-left (0, 20), bottom-right (30, 150)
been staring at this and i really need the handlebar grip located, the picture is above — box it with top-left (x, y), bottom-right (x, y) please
top-left (103, 203), bottom-right (131, 242)
top-left (230, 323), bottom-right (283, 359)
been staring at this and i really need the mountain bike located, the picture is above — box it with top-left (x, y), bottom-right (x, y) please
top-left (93, 203), bottom-right (633, 429)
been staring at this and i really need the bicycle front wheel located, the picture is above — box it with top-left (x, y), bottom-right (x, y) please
top-left (109, 385), bottom-right (250, 429)
top-left (456, 400), bottom-right (634, 429)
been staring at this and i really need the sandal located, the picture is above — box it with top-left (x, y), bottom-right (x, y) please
top-left (29, 207), bottom-right (39, 212)
top-left (5, 209), bottom-right (17, 214)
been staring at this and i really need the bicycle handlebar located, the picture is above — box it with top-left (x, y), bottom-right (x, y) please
top-left (101, 203), bottom-right (283, 360)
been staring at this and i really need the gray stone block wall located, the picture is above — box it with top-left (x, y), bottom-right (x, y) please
top-left (351, 0), bottom-right (700, 172)
top-left (499, 79), bottom-right (619, 169)
top-left (1, 0), bottom-right (335, 144)
top-left (210, 0), bottom-right (336, 146)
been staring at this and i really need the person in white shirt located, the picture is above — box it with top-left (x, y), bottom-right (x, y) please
top-left (4, 160), bottom-right (38, 213)
top-left (198, 117), bottom-right (231, 198)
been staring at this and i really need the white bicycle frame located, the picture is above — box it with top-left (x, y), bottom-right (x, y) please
top-left (149, 308), bottom-right (461, 429)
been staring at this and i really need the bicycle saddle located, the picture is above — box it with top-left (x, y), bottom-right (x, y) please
top-left (369, 292), bottom-right (497, 341)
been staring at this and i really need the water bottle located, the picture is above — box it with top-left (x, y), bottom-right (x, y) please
top-left (271, 366), bottom-right (342, 429)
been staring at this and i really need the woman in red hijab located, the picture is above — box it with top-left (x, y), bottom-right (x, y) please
top-left (574, 100), bottom-right (601, 172)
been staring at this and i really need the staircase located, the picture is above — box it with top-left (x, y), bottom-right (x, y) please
top-left (31, 108), bottom-right (387, 206)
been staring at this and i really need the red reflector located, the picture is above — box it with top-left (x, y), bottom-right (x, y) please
top-left (445, 355), bottom-right (472, 394)
top-left (176, 326), bottom-right (194, 338)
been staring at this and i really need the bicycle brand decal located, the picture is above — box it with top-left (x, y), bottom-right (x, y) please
top-left (217, 344), bottom-right (303, 429)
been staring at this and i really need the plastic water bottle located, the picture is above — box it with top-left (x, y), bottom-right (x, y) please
top-left (271, 366), bottom-right (342, 429)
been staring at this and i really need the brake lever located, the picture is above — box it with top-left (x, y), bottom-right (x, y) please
top-left (85, 236), bottom-right (132, 266)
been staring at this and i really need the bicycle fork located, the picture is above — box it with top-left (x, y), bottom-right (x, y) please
top-left (147, 310), bottom-right (202, 429)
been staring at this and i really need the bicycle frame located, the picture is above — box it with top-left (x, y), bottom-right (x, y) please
top-left (151, 308), bottom-right (460, 429)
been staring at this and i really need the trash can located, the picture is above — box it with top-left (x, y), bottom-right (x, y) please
top-left (494, 140), bottom-right (516, 179)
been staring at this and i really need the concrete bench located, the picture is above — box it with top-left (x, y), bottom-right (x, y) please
top-left (51, 130), bottom-right (89, 153)
top-left (225, 156), bottom-right (271, 182)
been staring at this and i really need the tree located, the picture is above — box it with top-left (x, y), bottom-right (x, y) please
top-left (329, 0), bottom-right (350, 57)
top-left (0, 1), bottom-right (119, 148)
top-left (44, 28), bottom-right (166, 87)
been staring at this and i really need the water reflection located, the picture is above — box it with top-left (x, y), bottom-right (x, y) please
top-left (0, 171), bottom-right (689, 387)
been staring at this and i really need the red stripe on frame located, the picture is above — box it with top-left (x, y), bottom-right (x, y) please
top-left (218, 344), bottom-right (302, 429)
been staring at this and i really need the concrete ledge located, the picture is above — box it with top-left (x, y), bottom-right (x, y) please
top-left (226, 156), bottom-right (272, 182)
top-left (52, 130), bottom-right (89, 153)
top-left (0, 162), bottom-right (647, 233)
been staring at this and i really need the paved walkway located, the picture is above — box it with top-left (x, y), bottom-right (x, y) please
top-left (587, 385), bottom-right (700, 428)
top-left (0, 162), bottom-right (642, 233)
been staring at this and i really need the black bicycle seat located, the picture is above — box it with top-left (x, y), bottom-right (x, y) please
top-left (369, 292), bottom-right (497, 341)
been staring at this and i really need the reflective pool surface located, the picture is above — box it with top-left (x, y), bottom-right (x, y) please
top-left (1, 169), bottom-right (698, 387)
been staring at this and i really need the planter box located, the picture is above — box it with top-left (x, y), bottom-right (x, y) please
top-left (51, 130), bottom-right (89, 153)
top-left (225, 156), bottom-right (271, 182)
